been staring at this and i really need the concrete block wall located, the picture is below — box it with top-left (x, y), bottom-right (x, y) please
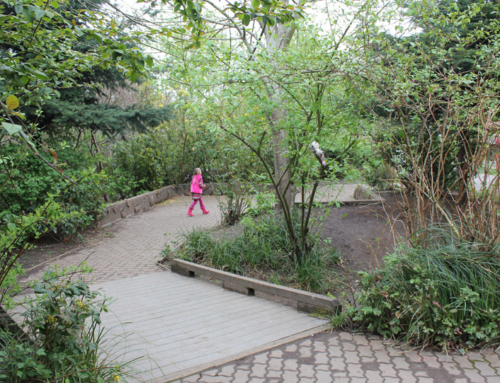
top-left (99, 183), bottom-right (217, 227)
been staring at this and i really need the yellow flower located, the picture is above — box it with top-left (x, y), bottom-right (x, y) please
top-left (114, 376), bottom-right (120, 382)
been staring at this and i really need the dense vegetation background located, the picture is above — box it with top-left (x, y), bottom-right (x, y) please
top-left (1, 0), bottom-right (500, 379)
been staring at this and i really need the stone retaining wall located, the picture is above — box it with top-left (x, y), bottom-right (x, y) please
top-left (99, 183), bottom-right (217, 227)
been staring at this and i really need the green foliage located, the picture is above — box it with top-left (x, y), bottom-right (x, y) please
top-left (0, 0), bottom-right (155, 107)
top-left (217, 179), bottom-right (253, 226)
top-left (111, 127), bottom-right (173, 194)
top-left (109, 116), bottom-right (264, 196)
top-left (0, 197), bottom-right (79, 308)
top-left (173, 214), bottom-right (340, 293)
top-left (246, 190), bottom-right (276, 217)
top-left (0, 266), bottom-right (128, 382)
top-left (351, 0), bottom-right (500, 239)
top-left (0, 140), bottom-right (105, 240)
top-left (349, 229), bottom-right (500, 350)
top-left (145, 0), bottom-right (303, 48)
top-left (38, 96), bottom-right (173, 137)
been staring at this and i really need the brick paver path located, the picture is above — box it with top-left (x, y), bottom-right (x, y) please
top-left (21, 195), bottom-right (500, 382)
top-left (22, 196), bottom-right (221, 283)
top-left (179, 332), bottom-right (500, 383)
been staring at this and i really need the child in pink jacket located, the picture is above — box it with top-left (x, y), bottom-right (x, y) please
top-left (187, 168), bottom-right (209, 217)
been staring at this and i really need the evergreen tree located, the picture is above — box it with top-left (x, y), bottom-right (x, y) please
top-left (24, 0), bottom-right (172, 136)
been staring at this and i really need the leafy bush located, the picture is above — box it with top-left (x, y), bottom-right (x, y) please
top-left (51, 170), bottom-right (106, 241)
top-left (349, 229), bottom-right (500, 350)
top-left (111, 129), bottom-right (169, 194)
top-left (246, 190), bottom-right (276, 217)
top-left (217, 181), bottom-right (252, 226)
top-left (0, 197), bottom-right (83, 309)
top-left (0, 266), bottom-right (133, 382)
top-left (173, 213), bottom-right (340, 293)
top-left (0, 141), bottom-right (105, 241)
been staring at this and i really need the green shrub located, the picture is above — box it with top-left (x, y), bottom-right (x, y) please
top-left (0, 141), bottom-right (106, 241)
top-left (111, 130), bottom-right (169, 193)
top-left (174, 213), bottom-right (340, 293)
top-left (246, 190), bottom-right (276, 217)
top-left (0, 266), bottom-right (133, 382)
top-left (349, 229), bottom-right (500, 350)
top-left (0, 198), bottom-right (84, 310)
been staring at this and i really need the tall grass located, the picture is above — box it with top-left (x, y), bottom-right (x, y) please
top-left (350, 227), bottom-right (500, 350)
top-left (173, 213), bottom-right (340, 293)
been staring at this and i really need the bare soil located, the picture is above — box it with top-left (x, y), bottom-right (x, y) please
top-left (320, 192), bottom-right (406, 273)
top-left (17, 225), bottom-right (120, 276)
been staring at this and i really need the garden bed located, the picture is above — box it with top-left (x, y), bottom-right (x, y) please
top-left (164, 193), bottom-right (405, 296)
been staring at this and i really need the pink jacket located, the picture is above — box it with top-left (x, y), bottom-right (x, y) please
top-left (191, 174), bottom-right (204, 194)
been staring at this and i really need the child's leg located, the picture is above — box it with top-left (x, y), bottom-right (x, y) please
top-left (199, 197), bottom-right (209, 214)
top-left (189, 199), bottom-right (198, 210)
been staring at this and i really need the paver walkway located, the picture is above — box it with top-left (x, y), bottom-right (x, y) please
top-left (20, 194), bottom-right (500, 382)
top-left (22, 196), bottom-right (220, 283)
top-left (178, 332), bottom-right (500, 383)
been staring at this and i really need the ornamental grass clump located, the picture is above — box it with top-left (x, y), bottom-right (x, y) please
top-left (350, 228), bottom-right (500, 350)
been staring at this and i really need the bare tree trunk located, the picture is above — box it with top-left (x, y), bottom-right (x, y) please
top-left (265, 20), bottom-right (296, 211)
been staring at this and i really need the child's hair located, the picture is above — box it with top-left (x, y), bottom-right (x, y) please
top-left (194, 168), bottom-right (202, 175)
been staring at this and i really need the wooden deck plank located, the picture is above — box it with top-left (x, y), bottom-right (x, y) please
top-left (103, 296), bottom-right (267, 335)
top-left (129, 315), bottom-right (325, 376)
top-left (116, 306), bottom-right (302, 354)
top-left (93, 272), bottom-right (327, 381)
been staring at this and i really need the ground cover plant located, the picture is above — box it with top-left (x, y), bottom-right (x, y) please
top-left (344, 228), bottom-right (500, 351)
top-left (170, 213), bottom-right (341, 294)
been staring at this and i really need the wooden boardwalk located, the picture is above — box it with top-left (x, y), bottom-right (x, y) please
top-left (93, 272), bottom-right (328, 382)
top-left (295, 182), bottom-right (385, 205)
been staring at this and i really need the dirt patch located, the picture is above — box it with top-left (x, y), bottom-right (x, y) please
top-left (320, 192), bottom-right (406, 273)
top-left (17, 224), bottom-right (120, 278)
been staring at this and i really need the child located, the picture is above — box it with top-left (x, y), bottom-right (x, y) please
top-left (187, 168), bottom-right (209, 217)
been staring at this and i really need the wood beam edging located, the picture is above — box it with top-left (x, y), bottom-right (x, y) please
top-left (170, 259), bottom-right (341, 314)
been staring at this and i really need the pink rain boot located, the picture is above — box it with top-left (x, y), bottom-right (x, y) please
top-left (202, 209), bottom-right (210, 215)
top-left (187, 208), bottom-right (194, 217)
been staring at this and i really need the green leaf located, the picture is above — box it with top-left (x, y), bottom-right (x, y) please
top-left (243, 14), bottom-right (251, 26)
top-left (32, 71), bottom-right (49, 81)
top-left (19, 131), bottom-right (37, 150)
top-left (129, 71), bottom-right (139, 83)
top-left (22, 6), bottom-right (34, 23)
top-left (146, 57), bottom-right (154, 67)
top-left (2, 122), bottom-right (23, 135)
top-left (34, 8), bottom-right (45, 20)
top-left (252, 0), bottom-right (260, 9)
top-left (74, 25), bottom-right (83, 37)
